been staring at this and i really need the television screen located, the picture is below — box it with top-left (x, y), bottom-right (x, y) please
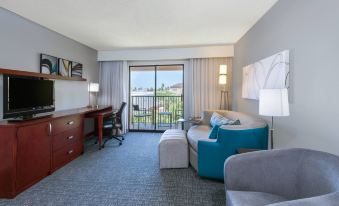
top-left (3, 75), bottom-right (55, 119)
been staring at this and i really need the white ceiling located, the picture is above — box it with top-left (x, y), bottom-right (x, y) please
top-left (0, 0), bottom-right (277, 51)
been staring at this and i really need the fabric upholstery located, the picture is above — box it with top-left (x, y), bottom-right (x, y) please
top-left (187, 125), bottom-right (214, 152)
top-left (159, 129), bottom-right (188, 169)
top-left (210, 112), bottom-right (231, 127)
top-left (224, 148), bottom-right (339, 206)
top-left (226, 191), bottom-right (288, 206)
top-left (198, 126), bottom-right (268, 180)
top-left (187, 109), bottom-right (268, 180)
top-left (208, 125), bottom-right (220, 139)
top-left (267, 192), bottom-right (339, 206)
top-left (189, 146), bottom-right (198, 171)
top-left (200, 110), bottom-right (266, 129)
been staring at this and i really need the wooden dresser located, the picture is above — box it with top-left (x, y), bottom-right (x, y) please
top-left (0, 106), bottom-right (111, 198)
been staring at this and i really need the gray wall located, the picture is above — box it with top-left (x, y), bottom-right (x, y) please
top-left (0, 8), bottom-right (99, 114)
top-left (232, 0), bottom-right (339, 155)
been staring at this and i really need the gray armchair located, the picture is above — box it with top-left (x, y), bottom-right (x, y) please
top-left (224, 148), bottom-right (339, 206)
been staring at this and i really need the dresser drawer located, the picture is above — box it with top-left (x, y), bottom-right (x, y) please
top-left (53, 128), bottom-right (82, 152)
top-left (52, 115), bottom-right (82, 135)
top-left (52, 142), bottom-right (82, 171)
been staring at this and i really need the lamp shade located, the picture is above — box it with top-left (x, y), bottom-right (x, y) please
top-left (88, 82), bottom-right (99, 92)
top-left (219, 75), bottom-right (227, 85)
top-left (219, 65), bottom-right (227, 75)
top-left (259, 88), bottom-right (289, 117)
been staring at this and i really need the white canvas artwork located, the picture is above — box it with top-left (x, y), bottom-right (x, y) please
top-left (242, 50), bottom-right (290, 100)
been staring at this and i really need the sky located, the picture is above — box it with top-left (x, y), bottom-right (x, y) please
top-left (131, 70), bottom-right (183, 89)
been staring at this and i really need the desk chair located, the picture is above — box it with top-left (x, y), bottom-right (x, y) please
top-left (102, 102), bottom-right (127, 147)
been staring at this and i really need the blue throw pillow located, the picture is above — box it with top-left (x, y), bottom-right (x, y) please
top-left (209, 119), bottom-right (241, 139)
top-left (210, 112), bottom-right (230, 127)
top-left (208, 125), bottom-right (220, 139)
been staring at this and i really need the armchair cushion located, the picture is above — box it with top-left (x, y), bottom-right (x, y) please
top-left (227, 190), bottom-right (288, 206)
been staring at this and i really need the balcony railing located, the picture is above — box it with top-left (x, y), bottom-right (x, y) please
top-left (130, 95), bottom-right (183, 130)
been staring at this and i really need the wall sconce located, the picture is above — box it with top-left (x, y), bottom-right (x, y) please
top-left (219, 65), bottom-right (229, 110)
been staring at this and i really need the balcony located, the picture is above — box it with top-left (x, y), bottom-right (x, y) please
top-left (130, 95), bottom-right (183, 131)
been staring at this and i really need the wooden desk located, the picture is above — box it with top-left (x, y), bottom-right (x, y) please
top-left (85, 108), bottom-right (117, 150)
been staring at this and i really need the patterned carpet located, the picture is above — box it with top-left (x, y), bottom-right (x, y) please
top-left (0, 132), bottom-right (225, 206)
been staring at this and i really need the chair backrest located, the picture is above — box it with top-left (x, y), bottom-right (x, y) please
top-left (132, 104), bottom-right (140, 111)
top-left (296, 149), bottom-right (339, 198)
top-left (116, 102), bottom-right (127, 120)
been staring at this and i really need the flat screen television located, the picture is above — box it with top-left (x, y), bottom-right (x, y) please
top-left (3, 75), bottom-right (55, 120)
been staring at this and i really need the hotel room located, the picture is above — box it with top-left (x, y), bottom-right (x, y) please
top-left (0, 0), bottom-right (339, 205)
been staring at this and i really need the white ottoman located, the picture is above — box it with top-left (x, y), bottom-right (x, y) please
top-left (159, 129), bottom-right (188, 169)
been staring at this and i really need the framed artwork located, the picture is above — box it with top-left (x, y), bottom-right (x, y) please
top-left (58, 58), bottom-right (72, 77)
top-left (71, 62), bottom-right (83, 77)
top-left (40, 54), bottom-right (58, 75)
top-left (242, 50), bottom-right (290, 100)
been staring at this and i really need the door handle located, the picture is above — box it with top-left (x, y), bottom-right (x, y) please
top-left (67, 135), bottom-right (74, 140)
top-left (67, 121), bottom-right (74, 125)
top-left (48, 123), bottom-right (52, 135)
top-left (68, 150), bottom-right (73, 154)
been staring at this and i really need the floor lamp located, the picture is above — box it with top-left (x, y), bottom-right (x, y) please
top-left (219, 65), bottom-right (229, 110)
top-left (259, 88), bottom-right (290, 149)
top-left (88, 82), bottom-right (100, 108)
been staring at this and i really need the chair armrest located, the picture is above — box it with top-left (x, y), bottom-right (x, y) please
top-left (267, 192), bottom-right (339, 206)
top-left (224, 149), bottom-right (303, 198)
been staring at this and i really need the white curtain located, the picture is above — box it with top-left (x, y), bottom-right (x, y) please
top-left (98, 61), bottom-right (129, 133)
top-left (187, 57), bottom-right (232, 117)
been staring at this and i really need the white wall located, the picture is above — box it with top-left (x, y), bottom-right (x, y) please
top-left (232, 0), bottom-right (339, 155)
top-left (98, 45), bottom-right (234, 61)
top-left (0, 8), bottom-right (99, 117)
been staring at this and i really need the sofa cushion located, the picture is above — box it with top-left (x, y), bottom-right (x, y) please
top-left (226, 190), bottom-right (288, 206)
top-left (187, 125), bottom-right (215, 151)
top-left (210, 112), bottom-right (232, 127)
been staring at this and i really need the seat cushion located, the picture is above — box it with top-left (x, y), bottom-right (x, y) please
top-left (187, 125), bottom-right (215, 151)
top-left (226, 190), bottom-right (288, 206)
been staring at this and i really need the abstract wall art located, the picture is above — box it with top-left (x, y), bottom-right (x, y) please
top-left (71, 62), bottom-right (83, 77)
top-left (58, 58), bottom-right (72, 77)
top-left (242, 50), bottom-right (290, 100)
top-left (40, 54), bottom-right (58, 75)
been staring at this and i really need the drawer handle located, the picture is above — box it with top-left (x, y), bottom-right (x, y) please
top-left (67, 121), bottom-right (74, 125)
top-left (68, 150), bottom-right (74, 154)
top-left (67, 135), bottom-right (74, 140)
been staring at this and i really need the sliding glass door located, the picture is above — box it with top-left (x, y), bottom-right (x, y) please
top-left (129, 65), bottom-right (184, 131)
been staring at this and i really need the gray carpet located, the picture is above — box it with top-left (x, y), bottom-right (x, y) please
top-left (0, 132), bottom-right (225, 206)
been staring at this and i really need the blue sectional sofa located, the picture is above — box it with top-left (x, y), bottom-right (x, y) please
top-left (187, 110), bottom-right (268, 180)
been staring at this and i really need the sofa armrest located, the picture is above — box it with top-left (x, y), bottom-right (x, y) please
top-left (198, 140), bottom-right (229, 180)
top-left (198, 127), bottom-right (268, 180)
top-left (224, 149), bottom-right (303, 198)
top-left (267, 192), bottom-right (339, 206)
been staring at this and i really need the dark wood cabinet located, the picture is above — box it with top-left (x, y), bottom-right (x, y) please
top-left (0, 110), bottom-right (86, 198)
top-left (16, 122), bottom-right (52, 191)
top-left (0, 106), bottom-right (111, 199)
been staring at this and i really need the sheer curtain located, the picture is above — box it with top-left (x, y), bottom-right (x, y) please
top-left (98, 61), bottom-right (129, 133)
top-left (187, 57), bottom-right (232, 118)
